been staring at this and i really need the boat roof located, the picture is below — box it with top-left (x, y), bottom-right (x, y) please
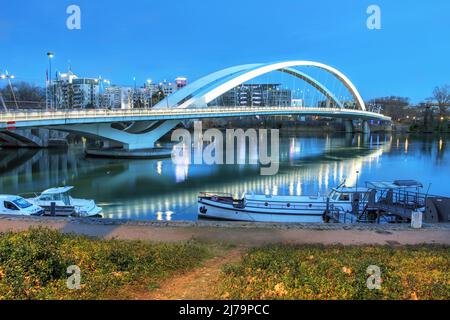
top-left (366, 180), bottom-right (423, 189)
top-left (332, 187), bottom-right (371, 193)
top-left (0, 195), bottom-right (24, 201)
top-left (41, 186), bottom-right (74, 195)
top-left (246, 194), bottom-right (325, 201)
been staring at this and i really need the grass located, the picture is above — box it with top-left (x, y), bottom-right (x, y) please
top-left (220, 245), bottom-right (450, 300)
top-left (0, 227), bottom-right (212, 300)
top-left (1, 228), bottom-right (449, 300)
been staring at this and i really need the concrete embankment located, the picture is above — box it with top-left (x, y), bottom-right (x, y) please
top-left (1, 215), bottom-right (449, 246)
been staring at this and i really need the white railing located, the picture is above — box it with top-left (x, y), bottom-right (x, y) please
top-left (0, 107), bottom-right (389, 123)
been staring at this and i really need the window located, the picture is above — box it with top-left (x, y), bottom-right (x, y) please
top-left (13, 198), bottom-right (32, 209)
top-left (4, 201), bottom-right (19, 210)
top-left (339, 193), bottom-right (350, 201)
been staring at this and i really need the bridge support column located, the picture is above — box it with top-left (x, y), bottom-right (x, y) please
top-left (362, 120), bottom-right (371, 135)
top-left (0, 128), bottom-right (68, 148)
top-left (343, 119), bottom-right (355, 133)
top-left (53, 120), bottom-right (180, 158)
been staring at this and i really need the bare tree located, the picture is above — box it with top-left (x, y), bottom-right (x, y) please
top-left (0, 81), bottom-right (46, 109)
top-left (431, 85), bottom-right (450, 117)
top-left (368, 96), bottom-right (410, 121)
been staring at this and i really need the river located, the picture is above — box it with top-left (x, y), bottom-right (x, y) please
top-left (0, 133), bottom-right (448, 221)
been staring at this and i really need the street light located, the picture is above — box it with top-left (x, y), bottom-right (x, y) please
top-left (47, 52), bottom-right (55, 110)
top-left (0, 71), bottom-right (19, 109)
top-left (1, 74), bottom-right (15, 79)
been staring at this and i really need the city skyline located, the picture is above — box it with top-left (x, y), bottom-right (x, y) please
top-left (1, 0), bottom-right (449, 103)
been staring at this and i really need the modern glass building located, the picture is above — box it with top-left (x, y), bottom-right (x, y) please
top-left (209, 84), bottom-right (291, 107)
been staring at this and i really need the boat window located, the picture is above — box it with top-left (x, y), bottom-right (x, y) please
top-left (4, 201), bottom-right (19, 210)
top-left (339, 193), bottom-right (350, 201)
top-left (62, 193), bottom-right (71, 206)
top-left (332, 194), bottom-right (340, 201)
top-left (41, 193), bottom-right (63, 202)
top-left (13, 198), bottom-right (33, 209)
top-left (39, 195), bottom-right (52, 201)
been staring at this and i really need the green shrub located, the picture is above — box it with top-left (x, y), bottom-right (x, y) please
top-left (0, 227), bottom-right (210, 300)
top-left (220, 245), bottom-right (450, 300)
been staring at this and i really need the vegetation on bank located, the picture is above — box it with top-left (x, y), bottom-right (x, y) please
top-left (1, 228), bottom-right (449, 300)
top-left (220, 245), bottom-right (450, 300)
top-left (0, 228), bottom-right (211, 300)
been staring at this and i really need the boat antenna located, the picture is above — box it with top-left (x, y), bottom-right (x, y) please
top-left (337, 179), bottom-right (346, 189)
top-left (425, 183), bottom-right (432, 199)
top-left (356, 171), bottom-right (360, 192)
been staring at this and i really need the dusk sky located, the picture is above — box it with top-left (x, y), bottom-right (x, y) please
top-left (0, 0), bottom-right (449, 103)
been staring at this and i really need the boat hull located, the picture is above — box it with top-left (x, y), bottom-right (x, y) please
top-left (198, 199), bottom-right (325, 223)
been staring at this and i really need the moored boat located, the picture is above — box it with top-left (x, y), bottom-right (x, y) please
top-left (198, 184), bottom-right (370, 223)
top-left (198, 179), bottom-right (450, 224)
top-left (25, 186), bottom-right (103, 218)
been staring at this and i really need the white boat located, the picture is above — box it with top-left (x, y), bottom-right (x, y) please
top-left (198, 185), bottom-right (371, 223)
top-left (0, 195), bottom-right (44, 216)
top-left (26, 186), bottom-right (102, 218)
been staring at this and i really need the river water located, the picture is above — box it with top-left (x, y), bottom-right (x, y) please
top-left (0, 133), bottom-right (448, 221)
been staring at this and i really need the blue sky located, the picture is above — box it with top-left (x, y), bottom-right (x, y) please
top-left (0, 0), bottom-right (449, 103)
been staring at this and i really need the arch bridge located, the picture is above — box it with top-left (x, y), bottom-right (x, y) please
top-left (0, 61), bottom-right (390, 151)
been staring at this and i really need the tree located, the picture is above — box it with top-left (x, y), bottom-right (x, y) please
top-left (151, 89), bottom-right (165, 107)
top-left (431, 85), bottom-right (450, 117)
top-left (368, 96), bottom-right (410, 121)
top-left (0, 81), bottom-right (46, 109)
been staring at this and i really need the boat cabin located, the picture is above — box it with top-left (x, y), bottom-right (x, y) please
top-left (328, 187), bottom-right (372, 203)
top-left (36, 186), bottom-right (74, 206)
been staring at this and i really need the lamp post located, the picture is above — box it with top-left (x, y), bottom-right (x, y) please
top-left (47, 52), bottom-right (54, 110)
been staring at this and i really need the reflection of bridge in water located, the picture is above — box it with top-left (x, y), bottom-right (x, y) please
top-left (0, 133), bottom-right (393, 220)
top-left (120, 135), bottom-right (391, 219)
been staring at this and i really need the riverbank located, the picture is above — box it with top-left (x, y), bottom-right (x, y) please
top-left (0, 226), bottom-right (448, 300)
top-left (1, 215), bottom-right (449, 245)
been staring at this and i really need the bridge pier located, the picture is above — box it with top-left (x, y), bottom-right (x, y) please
top-left (341, 119), bottom-right (372, 135)
top-left (361, 120), bottom-right (371, 135)
top-left (343, 119), bottom-right (355, 133)
top-left (0, 128), bottom-right (68, 148)
top-left (53, 120), bottom-right (180, 158)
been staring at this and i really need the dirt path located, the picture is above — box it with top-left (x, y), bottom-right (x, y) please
top-left (1, 217), bottom-right (449, 246)
top-left (125, 248), bottom-right (243, 300)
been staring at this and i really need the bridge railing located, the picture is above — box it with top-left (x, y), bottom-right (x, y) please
top-left (0, 106), bottom-right (388, 122)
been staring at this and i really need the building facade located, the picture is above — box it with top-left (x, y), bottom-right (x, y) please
top-left (48, 73), bottom-right (188, 109)
top-left (209, 84), bottom-right (291, 107)
top-left (48, 71), bottom-right (100, 109)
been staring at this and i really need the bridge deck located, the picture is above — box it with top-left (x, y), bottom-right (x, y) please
top-left (0, 107), bottom-right (390, 129)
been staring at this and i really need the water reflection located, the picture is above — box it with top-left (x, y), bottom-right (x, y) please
top-left (0, 133), bottom-right (449, 221)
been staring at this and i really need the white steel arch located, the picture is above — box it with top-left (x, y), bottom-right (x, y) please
top-left (156, 61), bottom-right (366, 111)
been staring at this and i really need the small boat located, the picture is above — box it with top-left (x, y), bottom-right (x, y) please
top-left (0, 195), bottom-right (45, 216)
top-left (198, 183), bottom-right (371, 223)
top-left (26, 186), bottom-right (103, 218)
